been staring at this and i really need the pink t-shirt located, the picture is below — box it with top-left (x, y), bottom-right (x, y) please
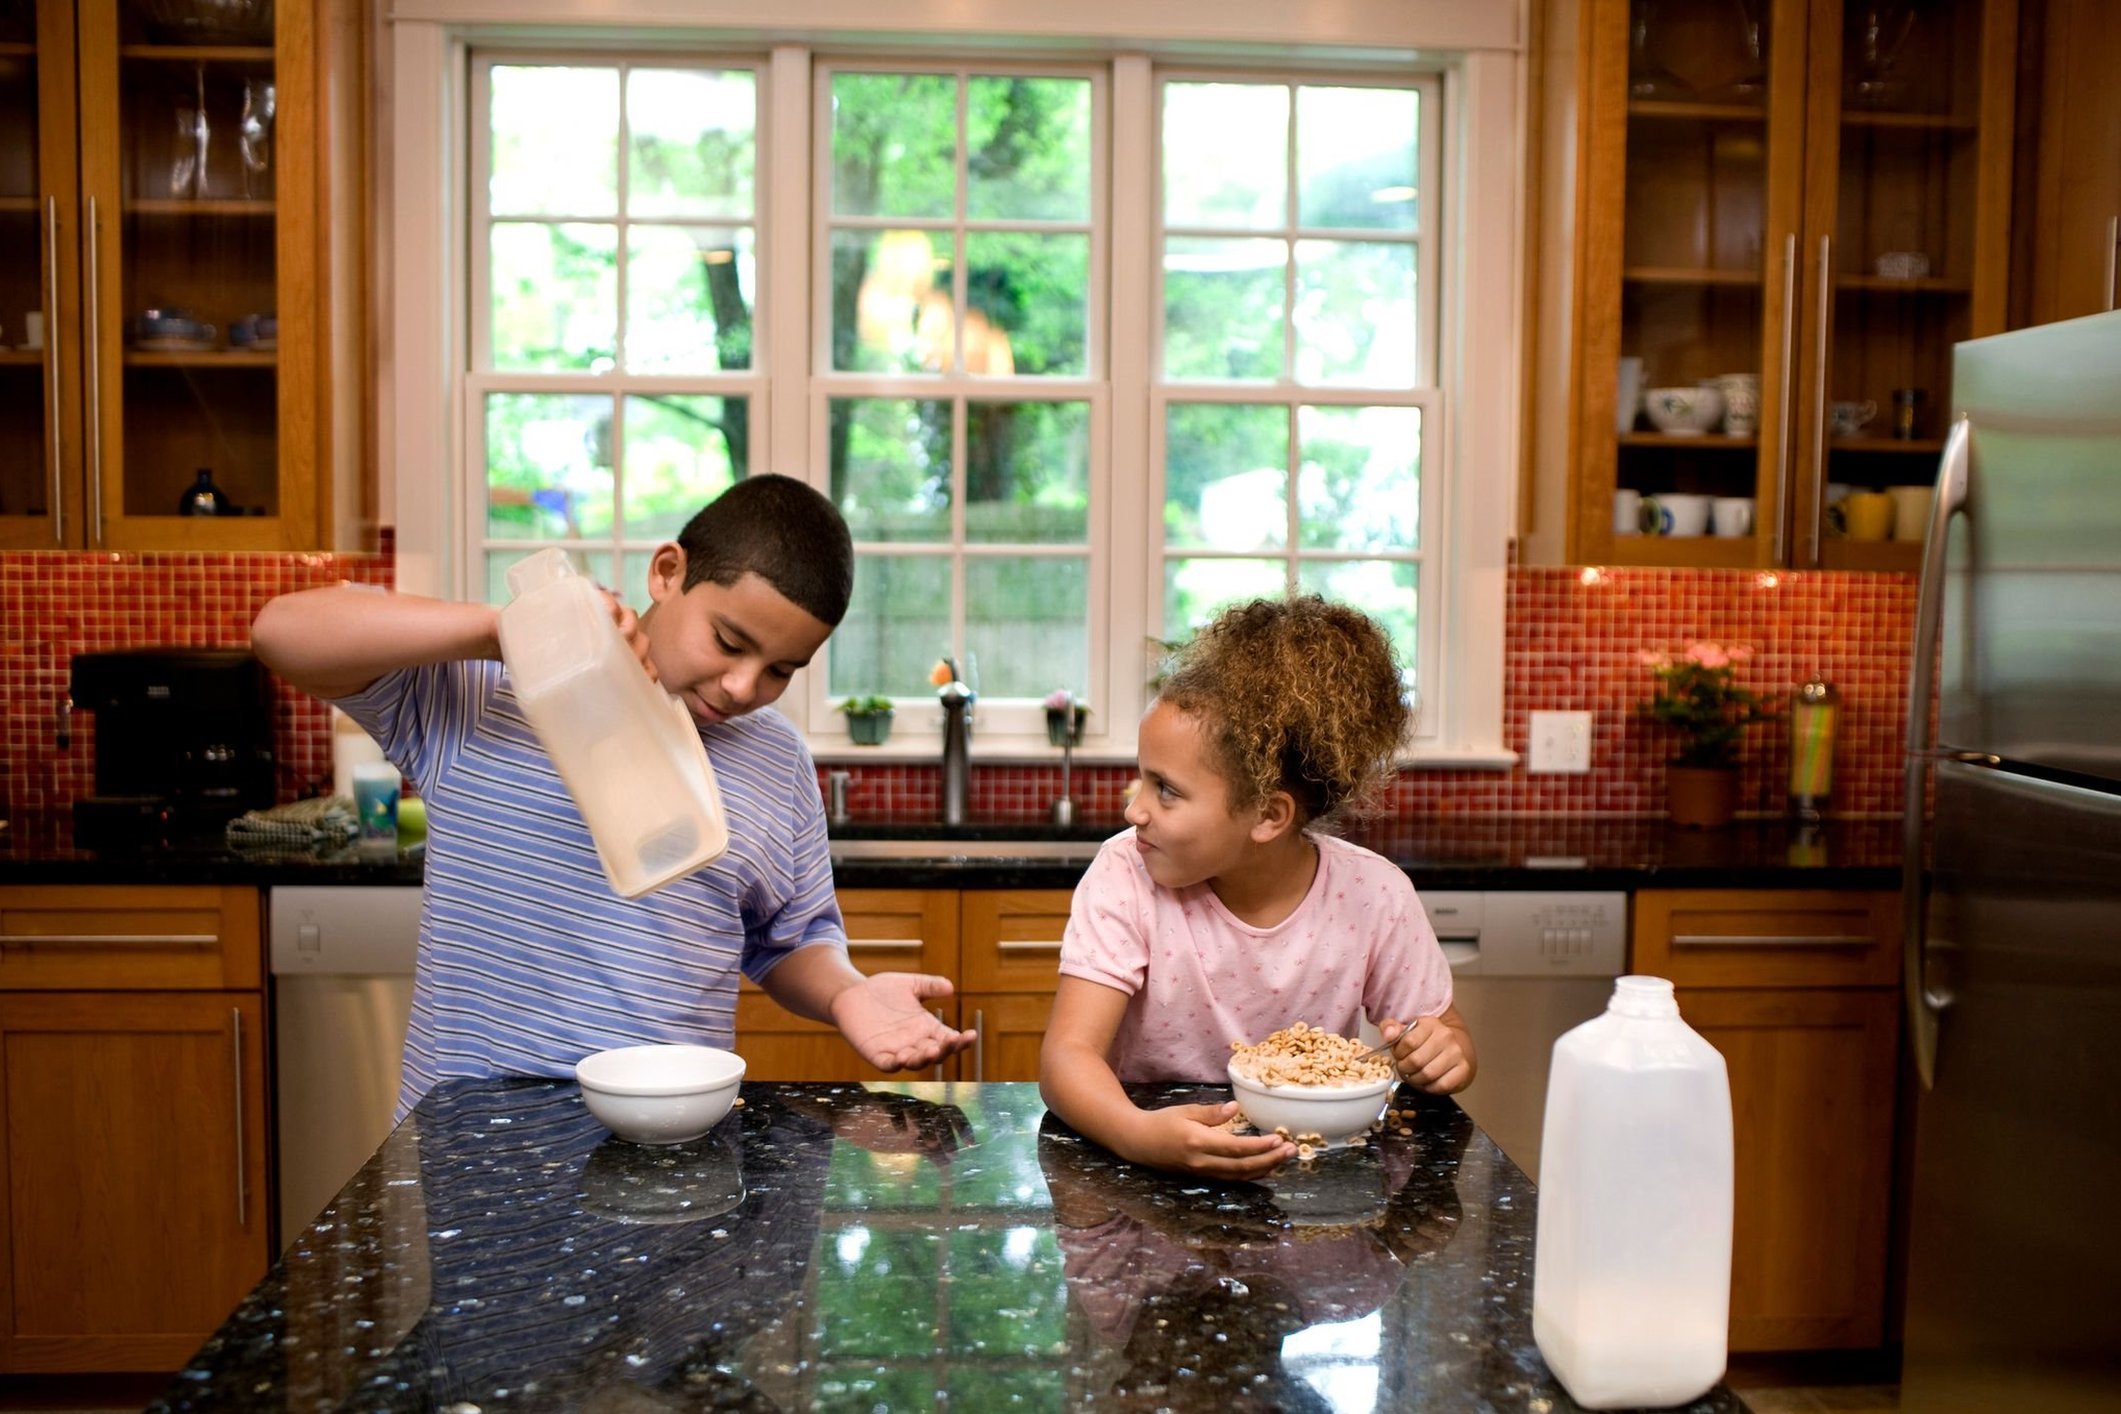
top-left (1058, 829), bottom-right (1455, 1082)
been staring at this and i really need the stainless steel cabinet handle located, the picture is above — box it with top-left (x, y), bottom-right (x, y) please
top-left (231, 1007), bottom-right (248, 1228)
top-left (1772, 233), bottom-right (1796, 563)
top-left (846, 938), bottom-right (922, 951)
top-left (83, 196), bottom-right (104, 545)
top-left (3, 932), bottom-right (220, 945)
top-left (973, 1008), bottom-right (984, 1084)
top-left (1672, 933), bottom-right (1871, 948)
top-left (2106, 215), bottom-right (2118, 313)
top-left (1807, 235), bottom-right (1832, 567)
top-left (995, 939), bottom-right (1063, 953)
top-left (43, 197), bottom-right (63, 544)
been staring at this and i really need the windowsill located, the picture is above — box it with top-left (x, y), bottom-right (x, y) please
top-left (807, 737), bottom-right (1519, 771)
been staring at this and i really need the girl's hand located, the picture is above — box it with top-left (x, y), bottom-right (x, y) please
top-left (1381, 1012), bottom-right (1476, 1095)
top-left (1126, 1101), bottom-right (1296, 1179)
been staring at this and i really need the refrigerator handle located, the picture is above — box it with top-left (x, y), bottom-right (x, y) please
top-left (1901, 415), bottom-right (1972, 1090)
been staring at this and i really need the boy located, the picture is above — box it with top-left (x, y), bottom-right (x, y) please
top-left (253, 475), bottom-right (974, 1117)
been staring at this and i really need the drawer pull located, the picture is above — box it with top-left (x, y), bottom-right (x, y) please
top-left (846, 938), bottom-right (923, 951)
top-left (4, 933), bottom-right (220, 945)
top-left (1672, 933), bottom-right (1871, 948)
top-left (996, 939), bottom-right (1063, 953)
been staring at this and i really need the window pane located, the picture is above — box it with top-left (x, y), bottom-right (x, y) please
top-left (966, 401), bottom-right (1090, 544)
top-left (966, 76), bottom-right (1091, 221)
top-left (490, 222), bottom-right (617, 371)
top-left (626, 68), bottom-right (755, 220)
top-left (1294, 239), bottom-right (1417, 386)
top-left (621, 395), bottom-right (741, 541)
top-left (1298, 405), bottom-right (1421, 551)
top-left (967, 556), bottom-right (1088, 698)
top-left (1162, 238), bottom-right (1285, 380)
top-left (1164, 403), bottom-right (1287, 550)
top-left (832, 72), bottom-right (956, 219)
top-left (833, 229), bottom-right (955, 374)
top-left (1163, 558), bottom-right (1287, 639)
top-left (1163, 82), bottom-right (1286, 228)
top-left (965, 231), bottom-right (1087, 377)
top-left (834, 555), bottom-right (952, 698)
top-left (490, 67), bottom-right (617, 217)
top-left (1297, 559), bottom-right (1417, 691)
top-left (625, 226), bottom-right (755, 373)
top-left (830, 398), bottom-right (951, 542)
top-left (1298, 86), bottom-right (1419, 231)
top-left (485, 392), bottom-right (613, 540)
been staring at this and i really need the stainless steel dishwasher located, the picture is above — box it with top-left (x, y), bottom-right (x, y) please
top-left (1379, 890), bottom-right (1628, 1183)
top-left (268, 884), bottom-right (422, 1245)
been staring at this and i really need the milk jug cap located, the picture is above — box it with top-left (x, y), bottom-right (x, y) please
top-left (1609, 975), bottom-right (1682, 1018)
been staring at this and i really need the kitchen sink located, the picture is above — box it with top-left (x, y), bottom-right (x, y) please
top-left (828, 837), bottom-right (1108, 863)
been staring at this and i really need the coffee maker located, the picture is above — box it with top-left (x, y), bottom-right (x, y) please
top-left (69, 649), bottom-right (277, 846)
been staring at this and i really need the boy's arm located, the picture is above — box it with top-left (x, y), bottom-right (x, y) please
top-left (1040, 975), bottom-right (1294, 1178)
top-left (757, 944), bottom-right (976, 1072)
top-left (252, 584), bottom-right (504, 700)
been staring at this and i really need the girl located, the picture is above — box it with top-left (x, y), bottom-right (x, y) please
top-left (1040, 596), bottom-right (1475, 1177)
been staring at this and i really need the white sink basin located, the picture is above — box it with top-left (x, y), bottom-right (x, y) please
top-left (829, 838), bottom-right (1107, 862)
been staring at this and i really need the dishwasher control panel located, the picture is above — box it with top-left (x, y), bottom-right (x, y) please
top-left (1420, 891), bottom-right (1627, 977)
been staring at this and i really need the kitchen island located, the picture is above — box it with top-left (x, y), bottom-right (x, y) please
top-left (150, 1080), bottom-right (1746, 1412)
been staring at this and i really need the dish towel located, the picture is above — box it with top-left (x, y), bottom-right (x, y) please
top-left (226, 795), bottom-right (360, 851)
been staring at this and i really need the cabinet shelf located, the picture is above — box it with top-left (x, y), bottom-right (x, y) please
top-left (125, 349), bottom-right (276, 367)
top-left (1841, 110), bottom-right (1979, 132)
top-left (0, 350), bottom-right (47, 365)
top-left (1628, 99), bottom-right (1768, 123)
top-left (1836, 275), bottom-right (1970, 296)
top-left (1623, 266), bottom-right (1763, 287)
top-left (1827, 437), bottom-right (1946, 454)
top-left (0, 196), bottom-right (38, 213)
top-left (1620, 432), bottom-right (1758, 449)
top-left (118, 43), bottom-right (272, 61)
top-left (125, 199), bottom-right (277, 217)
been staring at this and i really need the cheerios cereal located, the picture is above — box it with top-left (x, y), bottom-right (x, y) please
top-left (1228, 1021), bottom-right (1393, 1087)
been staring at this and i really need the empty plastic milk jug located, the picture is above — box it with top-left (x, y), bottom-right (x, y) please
top-left (1533, 975), bottom-right (1733, 1410)
top-left (497, 548), bottom-right (728, 898)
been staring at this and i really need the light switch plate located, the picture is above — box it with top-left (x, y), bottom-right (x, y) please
top-left (1527, 710), bottom-right (1593, 774)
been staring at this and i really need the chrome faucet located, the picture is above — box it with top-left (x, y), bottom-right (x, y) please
top-left (939, 681), bottom-right (975, 825)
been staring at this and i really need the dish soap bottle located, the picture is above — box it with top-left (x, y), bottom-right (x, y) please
top-left (496, 547), bottom-right (728, 897)
top-left (177, 468), bottom-right (229, 516)
top-left (1787, 674), bottom-right (1839, 822)
top-left (1533, 976), bottom-right (1733, 1410)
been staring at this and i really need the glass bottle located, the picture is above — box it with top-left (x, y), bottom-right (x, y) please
top-left (177, 468), bottom-right (230, 516)
top-left (1788, 675), bottom-right (1840, 822)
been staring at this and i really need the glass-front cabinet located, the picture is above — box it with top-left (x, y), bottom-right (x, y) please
top-left (1569, 0), bottom-right (2018, 571)
top-left (0, 0), bottom-right (320, 551)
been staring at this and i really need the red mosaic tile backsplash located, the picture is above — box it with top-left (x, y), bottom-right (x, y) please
top-left (0, 552), bottom-right (1917, 824)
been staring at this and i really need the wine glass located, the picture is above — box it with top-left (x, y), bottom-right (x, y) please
top-left (1628, 0), bottom-right (1690, 101)
top-left (240, 79), bottom-right (276, 198)
top-left (1720, 0), bottom-right (1766, 101)
top-left (1847, 2), bottom-right (1918, 110)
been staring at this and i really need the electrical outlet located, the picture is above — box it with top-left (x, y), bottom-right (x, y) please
top-left (1527, 710), bottom-right (1593, 774)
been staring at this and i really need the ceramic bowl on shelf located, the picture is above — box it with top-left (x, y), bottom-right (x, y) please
top-left (229, 313), bottom-right (278, 351)
top-left (1227, 1062), bottom-right (1394, 1151)
top-left (576, 1043), bottom-right (745, 1145)
top-left (130, 307), bottom-right (216, 350)
top-left (1642, 386), bottom-right (1725, 436)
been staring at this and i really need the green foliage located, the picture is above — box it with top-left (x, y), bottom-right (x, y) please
top-left (838, 695), bottom-right (895, 717)
top-left (1638, 643), bottom-right (1781, 768)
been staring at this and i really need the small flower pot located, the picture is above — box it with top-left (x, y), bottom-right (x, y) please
top-left (1045, 705), bottom-right (1089, 748)
top-left (845, 711), bottom-right (894, 746)
top-left (1666, 765), bottom-right (1738, 828)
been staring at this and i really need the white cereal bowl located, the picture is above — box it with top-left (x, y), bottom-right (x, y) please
top-left (1643, 386), bottom-right (1725, 436)
top-left (1228, 1062), bottom-right (1394, 1151)
top-left (576, 1044), bottom-right (746, 1145)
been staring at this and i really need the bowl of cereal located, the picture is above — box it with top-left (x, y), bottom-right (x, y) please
top-left (1227, 1022), bottom-right (1396, 1153)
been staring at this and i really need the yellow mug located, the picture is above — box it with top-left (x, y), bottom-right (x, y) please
top-left (1842, 491), bottom-right (1894, 542)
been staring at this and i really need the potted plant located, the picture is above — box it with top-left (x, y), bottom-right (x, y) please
top-left (1637, 642), bottom-right (1778, 827)
top-left (1042, 689), bottom-right (1090, 747)
top-left (839, 695), bottom-right (895, 746)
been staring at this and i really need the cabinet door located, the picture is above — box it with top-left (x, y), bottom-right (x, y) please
top-left (1677, 986), bottom-right (1899, 1350)
top-left (0, 991), bottom-right (270, 1372)
top-left (1794, 0), bottom-right (2017, 572)
top-left (735, 889), bottom-right (959, 1082)
top-left (1573, 0), bottom-right (1812, 568)
top-left (958, 889), bottom-right (1071, 994)
top-left (74, 0), bottom-right (319, 550)
top-left (0, 0), bottom-right (85, 549)
top-left (0, 883), bottom-right (262, 990)
top-left (1632, 887), bottom-right (1900, 988)
top-left (956, 992), bottom-right (1051, 1083)
top-left (2022, 0), bottom-right (2121, 325)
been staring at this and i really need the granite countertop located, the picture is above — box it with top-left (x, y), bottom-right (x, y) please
top-left (152, 1080), bottom-right (1747, 1413)
top-left (0, 807), bottom-right (1901, 891)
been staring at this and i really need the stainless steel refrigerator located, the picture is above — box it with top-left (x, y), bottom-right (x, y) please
top-left (1900, 309), bottom-right (2121, 1413)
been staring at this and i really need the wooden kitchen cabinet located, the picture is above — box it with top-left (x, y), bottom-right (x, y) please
top-left (958, 889), bottom-right (1072, 1082)
top-left (1568, 0), bottom-right (2017, 571)
top-left (0, 884), bottom-right (269, 1373)
top-left (736, 888), bottom-right (960, 1082)
top-left (0, 0), bottom-right (328, 551)
top-left (2019, 0), bottom-right (2121, 326)
top-left (1633, 887), bottom-right (1901, 1351)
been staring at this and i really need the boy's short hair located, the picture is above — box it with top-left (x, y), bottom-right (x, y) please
top-left (676, 475), bottom-right (855, 627)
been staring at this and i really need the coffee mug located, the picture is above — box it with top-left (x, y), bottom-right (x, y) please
top-left (1842, 491), bottom-right (1894, 542)
top-left (1713, 373), bottom-right (1761, 437)
top-left (1616, 357), bottom-right (1644, 436)
top-left (352, 761), bottom-right (402, 860)
top-left (1613, 488), bottom-right (1643, 537)
top-left (1643, 492), bottom-right (1712, 537)
top-left (1889, 484), bottom-right (1933, 542)
top-left (1830, 400), bottom-right (1878, 438)
top-left (19, 312), bottom-right (42, 351)
top-left (1874, 251), bottom-right (1930, 280)
top-left (1712, 496), bottom-right (1755, 537)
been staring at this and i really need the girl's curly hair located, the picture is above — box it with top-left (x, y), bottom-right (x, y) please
top-left (1157, 596), bottom-right (1408, 827)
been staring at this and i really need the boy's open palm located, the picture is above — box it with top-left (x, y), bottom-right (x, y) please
top-left (830, 971), bottom-right (977, 1072)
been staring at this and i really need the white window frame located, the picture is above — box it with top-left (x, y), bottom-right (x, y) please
top-left (385, 4), bottom-right (1524, 770)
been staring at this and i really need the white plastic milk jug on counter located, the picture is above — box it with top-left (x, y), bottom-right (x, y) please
top-left (1533, 975), bottom-right (1733, 1410)
top-left (497, 547), bottom-right (728, 898)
